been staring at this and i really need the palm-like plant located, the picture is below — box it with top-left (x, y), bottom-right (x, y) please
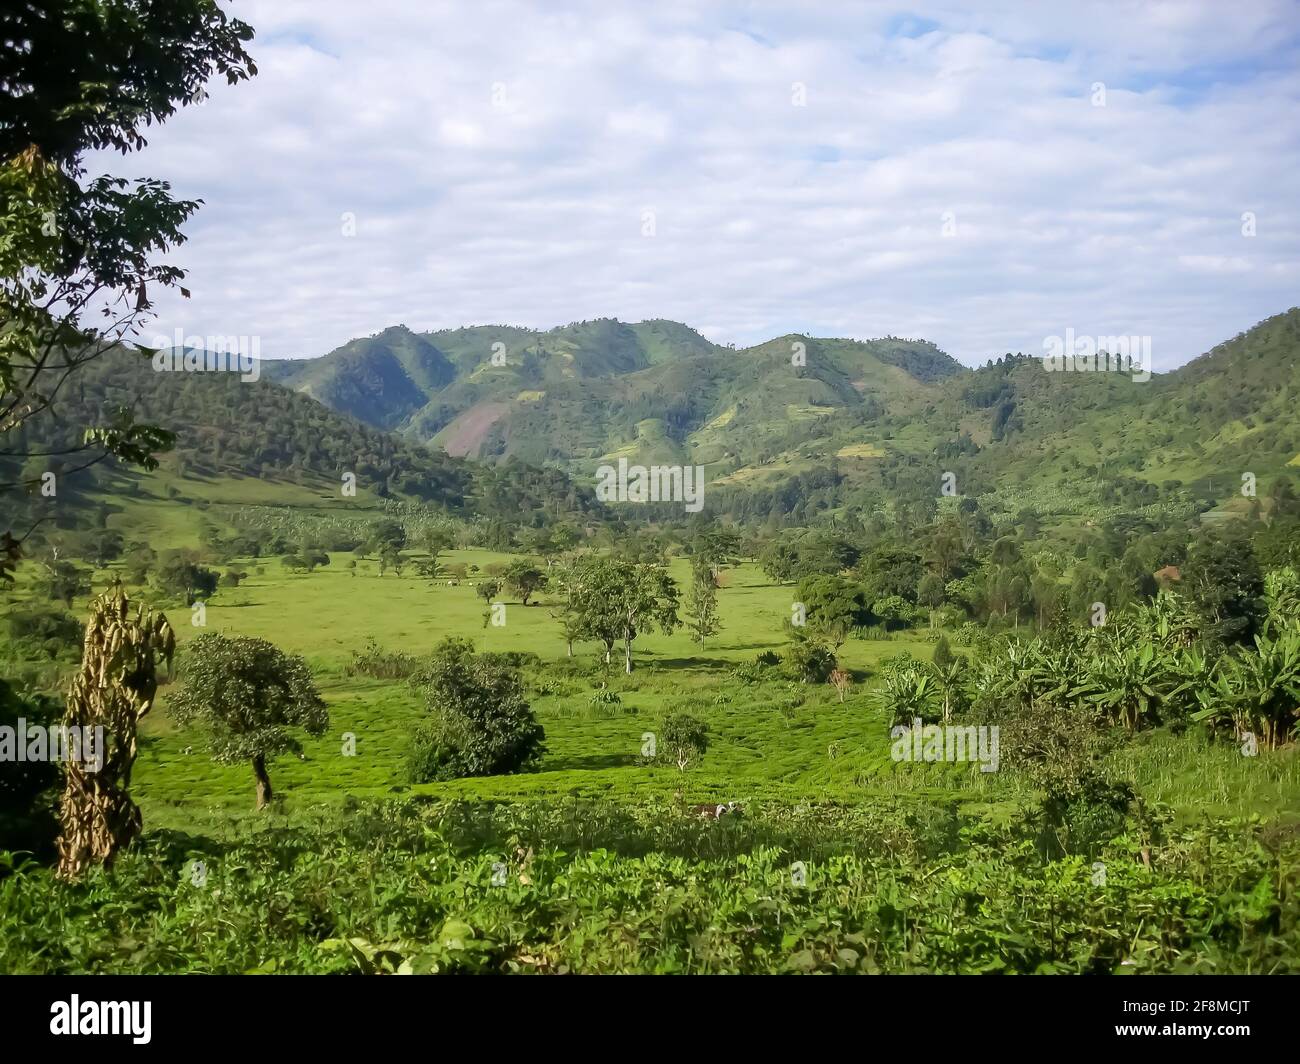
top-left (1073, 642), bottom-right (1171, 733)
top-left (1192, 627), bottom-right (1300, 749)
top-left (872, 664), bottom-right (940, 726)
top-left (1130, 590), bottom-right (1201, 650)
top-left (929, 660), bottom-right (966, 722)
top-left (1167, 643), bottom-right (1218, 727)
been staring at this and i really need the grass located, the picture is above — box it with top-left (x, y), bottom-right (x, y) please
top-left (7, 535), bottom-right (1297, 836)
top-left (4, 499), bottom-right (1299, 974)
top-left (108, 553), bottom-right (953, 830)
top-left (8, 542), bottom-right (1292, 836)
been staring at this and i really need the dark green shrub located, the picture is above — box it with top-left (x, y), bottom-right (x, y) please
top-left (407, 643), bottom-right (545, 782)
top-left (0, 679), bottom-right (62, 863)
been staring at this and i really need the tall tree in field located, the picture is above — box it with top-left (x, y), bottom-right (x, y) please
top-left (56, 585), bottom-right (174, 879)
top-left (549, 558), bottom-right (587, 656)
top-left (574, 558), bottom-right (680, 672)
top-left (476, 578), bottom-right (502, 628)
top-left (685, 563), bottom-right (721, 648)
top-left (503, 559), bottom-right (546, 605)
top-left (0, 1), bottom-right (256, 580)
top-left (35, 556), bottom-right (90, 609)
top-left (168, 635), bottom-right (327, 810)
top-left (1184, 529), bottom-right (1267, 647)
top-left (416, 524), bottom-right (454, 574)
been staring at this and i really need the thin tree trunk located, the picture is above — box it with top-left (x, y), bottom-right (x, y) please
top-left (253, 755), bottom-right (272, 810)
top-left (624, 639), bottom-right (633, 674)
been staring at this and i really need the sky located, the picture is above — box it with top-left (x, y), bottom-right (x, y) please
top-left (93, 0), bottom-right (1300, 370)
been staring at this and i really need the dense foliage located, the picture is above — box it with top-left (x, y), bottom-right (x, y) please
top-left (1, 799), bottom-right (1296, 974)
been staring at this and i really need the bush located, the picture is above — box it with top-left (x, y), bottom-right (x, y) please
top-left (729, 663), bottom-right (765, 684)
top-left (346, 639), bottom-right (419, 680)
top-left (480, 650), bottom-right (541, 669)
top-left (784, 639), bottom-right (837, 684)
top-left (407, 642), bottom-right (545, 782)
top-left (0, 679), bottom-right (62, 862)
top-left (6, 608), bottom-right (82, 660)
top-left (932, 635), bottom-right (955, 668)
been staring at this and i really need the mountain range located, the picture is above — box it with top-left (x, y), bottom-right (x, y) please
top-left (5, 309), bottom-right (1296, 535)
top-left (262, 311), bottom-right (1300, 509)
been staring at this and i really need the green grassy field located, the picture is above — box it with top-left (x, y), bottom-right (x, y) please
top-left (121, 552), bottom-right (979, 831)
top-left (4, 506), bottom-right (1298, 975)
top-left (10, 541), bottom-right (1292, 836)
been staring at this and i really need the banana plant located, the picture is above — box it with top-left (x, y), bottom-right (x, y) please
top-left (1072, 642), bottom-right (1170, 732)
top-left (929, 660), bottom-right (966, 722)
top-left (872, 665), bottom-right (940, 726)
top-left (1192, 628), bottom-right (1300, 749)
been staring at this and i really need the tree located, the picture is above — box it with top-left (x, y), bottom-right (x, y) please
top-left (932, 633), bottom-right (955, 668)
top-left (685, 566), bottom-right (721, 648)
top-left (378, 546), bottom-right (403, 576)
top-left (503, 560), bottom-right (546, 605)
top-left (56, 585), bottom-right (174, 877)
top-left (1, 1), bottom-right (255, 530)
top-left (917, 573), bottom-right (946, 628)
top-left (476, 578), bottom-right (502, 627)
top-left (691, 527), bottom-right (741, 580)
top-left (416, 524), bottom-right (454, 572)
top-left (548, 558), bottom-right (587, 657)
top-left (168, 635), bottom-right (328, 809)
top-left (406, 639), bottom-right (545, 780)
top-left (859, 546), bottom-right (923, 602)
top-left (759, 539), bottom-right (799, 584)
top-left (153, 550), bottom-right (218, 604)
top-left (870, 594), bottom-right (920, 631)
top-left (83, 529), bottom-right (124, 568)
top-left (367, 518), bottom-right (407, 555)
top-left (797, 573), bottom-right (866, 648)
top-left (930, 659), bottom-right (965, 723)
top-left (36, 557), bottom-right (90, 608)
top-left (1184, 529), bottom-right (1266, 647)
top-left (657, 711), bottom-right (708, 771)
top-left (828, 667), bottom-right (852, 703)
top-left (573, 559), bottom-right (679, 673)
top-left (547, 523), bottom-right (580, 561)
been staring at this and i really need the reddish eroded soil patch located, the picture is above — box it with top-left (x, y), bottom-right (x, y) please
top-left (438, 401), bottom-right (510, 456)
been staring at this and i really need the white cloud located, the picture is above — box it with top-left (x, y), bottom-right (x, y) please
top-left (87, 0), bottom-right (1300, 370)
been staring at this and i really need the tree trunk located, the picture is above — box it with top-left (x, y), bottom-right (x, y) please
top-left (624, 639), bottom-right (633, 674)
top-left (566, 640), bottom-right (573, 657)
top-left (253, 755), bottom-right (272, 810)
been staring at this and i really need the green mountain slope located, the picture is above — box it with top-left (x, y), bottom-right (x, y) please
top-left (266, 325), bottom-right (455, 431)
top-left (265, 318), bottom-right (963, 472)
top-left (1, 345), bottom-right (603, 538)
top-left (246, 308), bottom-right (1299, 529)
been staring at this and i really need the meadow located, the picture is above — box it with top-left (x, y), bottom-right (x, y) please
top-left (9, 545), bottom-right (1286, 830)
top-left (3, 487), bottom-right (1298, 975)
